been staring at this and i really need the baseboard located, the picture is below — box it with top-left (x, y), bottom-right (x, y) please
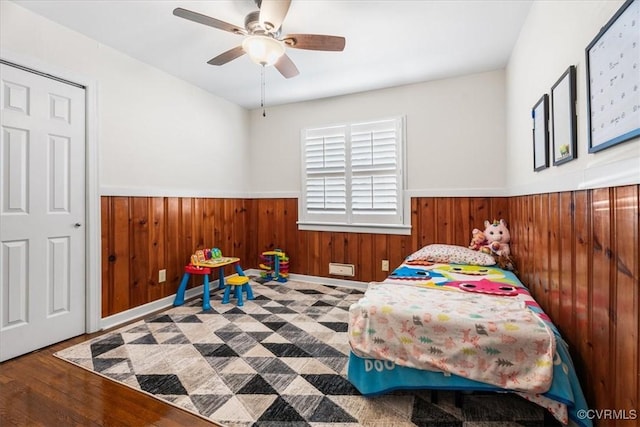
top-left (99, 282), bottom-right (212, 330)
top-left (99, 271), bottom-right (369, 329)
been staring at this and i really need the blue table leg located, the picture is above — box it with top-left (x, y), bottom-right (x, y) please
top-left (218, 267), bottom-right (225, 290)
top-left (173, 272), bottom-right (191, 306)
top-left (202, 274), bottom-right (211, 310)
top-left (234, 264), bottom-right (246, 276)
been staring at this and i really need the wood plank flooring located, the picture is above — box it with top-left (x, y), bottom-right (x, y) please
top-left (0, 332), bottom-right (221, 427)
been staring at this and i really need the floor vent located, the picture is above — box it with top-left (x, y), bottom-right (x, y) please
top-left (329, 263), bottom-right (355, 277)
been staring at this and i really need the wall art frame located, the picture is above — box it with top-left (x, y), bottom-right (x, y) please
top-left (551, 65), bottom-right (577, 165)
top-left (585, 0), bottom-right (640, 153)
top-left (532, 94), bottom-right (549, 172)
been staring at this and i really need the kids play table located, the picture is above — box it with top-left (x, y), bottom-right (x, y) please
top-left (173, 257), bottom-right (247, 310)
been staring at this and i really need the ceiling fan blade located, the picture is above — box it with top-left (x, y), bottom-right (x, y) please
top-left (173, 7), bottom-right (246, 35)
top-left (207, 46), bottom-right (246, 66)
top-left (259, 0), bottom-right (291, 33)
top-left (282, 34), bottom-right (346, 51)
top-left (274, 54), bottom-right (299, 79)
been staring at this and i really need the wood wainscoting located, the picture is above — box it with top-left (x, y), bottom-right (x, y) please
top-left (509, 186), bottom-right (639, 424)
top-left (101, 185), bottom-right (638, 423)
top-left (249, 197), bottom-right (508, 283)
top-left (101, 196), bottom-right (508, 315)
top-left (101, 197), bottom-right (253, 316)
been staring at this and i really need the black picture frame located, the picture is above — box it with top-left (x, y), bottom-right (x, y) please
top-left (532, 94), bottom-right (549, 172)
top-left (551, 66), bottom-right (577, 166)
top-left (585, 0), bottom-right (640, 153)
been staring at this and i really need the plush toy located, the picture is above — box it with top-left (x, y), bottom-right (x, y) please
top-left (468, 228), bottom-right (487, 251)
top-left (483, 219), bottom-right (511, 257)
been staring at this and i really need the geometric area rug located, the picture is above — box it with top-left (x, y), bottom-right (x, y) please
top-left (54, 280), bottom-right (555, 427)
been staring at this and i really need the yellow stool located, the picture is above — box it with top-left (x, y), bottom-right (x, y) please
top-left (222, 275), bottom-right (254, 306)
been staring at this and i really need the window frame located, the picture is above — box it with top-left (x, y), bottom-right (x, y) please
top-left (298, 116), bottom-right (410, 235)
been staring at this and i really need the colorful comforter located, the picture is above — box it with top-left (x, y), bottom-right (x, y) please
top-left (349, 262), bottom-right (555, 393)
top-left (347, 261), bottom-right (591, 426)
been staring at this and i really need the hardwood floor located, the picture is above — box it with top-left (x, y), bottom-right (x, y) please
top-left (0, 332), bottom-right (221, 427)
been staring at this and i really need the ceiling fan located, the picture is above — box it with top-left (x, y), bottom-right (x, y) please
top-left (173, 0), bottom-right (346, 79)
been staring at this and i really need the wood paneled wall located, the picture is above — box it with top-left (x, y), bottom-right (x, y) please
top-left (509, 185), bottom-right (639, 425)
top-left (249, 197), bottom-right (508, 283)
top-left (101, 195), bottom-right (508, 314)
top-left (101, 185), bottom-right (638, 423)
top-left (101, 197), bottom-right (251, 316)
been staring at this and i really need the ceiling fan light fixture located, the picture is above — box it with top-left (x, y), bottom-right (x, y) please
top-left (242, 35), bottom-right (285, 66)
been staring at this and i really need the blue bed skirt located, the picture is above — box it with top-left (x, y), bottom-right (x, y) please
top-left (348, 334), bottom-right (591, 427)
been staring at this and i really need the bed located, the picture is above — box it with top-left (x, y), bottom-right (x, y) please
top-left (347, 244), bottom-right (591, 427)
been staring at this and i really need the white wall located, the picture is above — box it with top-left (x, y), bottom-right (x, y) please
top-left (248, 70), bottom-right (507, 196)
top-left (1, 1), bottom-right (250, 197)
top-left (506, 0), bottom-right (640, 195)
top-left (5, 0), bottom-right (636, 200)
top-left (252, 0), bottom-right (639, 199)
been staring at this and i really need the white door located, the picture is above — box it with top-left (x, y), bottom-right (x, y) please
top-left (0, 63), bottom-right (86, 361)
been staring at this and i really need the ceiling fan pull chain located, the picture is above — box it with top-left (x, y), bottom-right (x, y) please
top-left (261, 64), bottom-right (267, 117)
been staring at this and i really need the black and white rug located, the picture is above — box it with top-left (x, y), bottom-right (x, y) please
top-left (55, 280), bottom-right (554, 427)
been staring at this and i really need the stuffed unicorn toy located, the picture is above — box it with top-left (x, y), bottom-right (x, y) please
top-left (483, 219), bottom-right (511, 256)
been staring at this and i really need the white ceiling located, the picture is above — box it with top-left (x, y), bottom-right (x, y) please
top-left (11, 0), bottom-right (533, 110)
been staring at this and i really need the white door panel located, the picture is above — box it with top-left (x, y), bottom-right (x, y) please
top-left (0, 63), bottom-right (86, 361)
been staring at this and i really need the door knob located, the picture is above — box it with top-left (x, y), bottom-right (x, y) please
top-left (74, 223), bottom-right (82, 228)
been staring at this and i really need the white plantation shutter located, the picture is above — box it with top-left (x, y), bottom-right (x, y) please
top-left (303, 126), bottom-right (347, 222)
top-left (351, 175), bottom-right (397, 211)
top-left (301, 117), bottom-right (405, 230)
top-left (351, 119), bottom-right (400, 220)
top-left (305, 177), bottom-right (346, 212)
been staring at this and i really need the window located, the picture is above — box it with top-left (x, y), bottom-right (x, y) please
top-left (299, 116), bottom-right (408, 234)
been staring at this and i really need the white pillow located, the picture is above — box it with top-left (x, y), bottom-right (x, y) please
top-left (406, 244), bottom-right (496, 266)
